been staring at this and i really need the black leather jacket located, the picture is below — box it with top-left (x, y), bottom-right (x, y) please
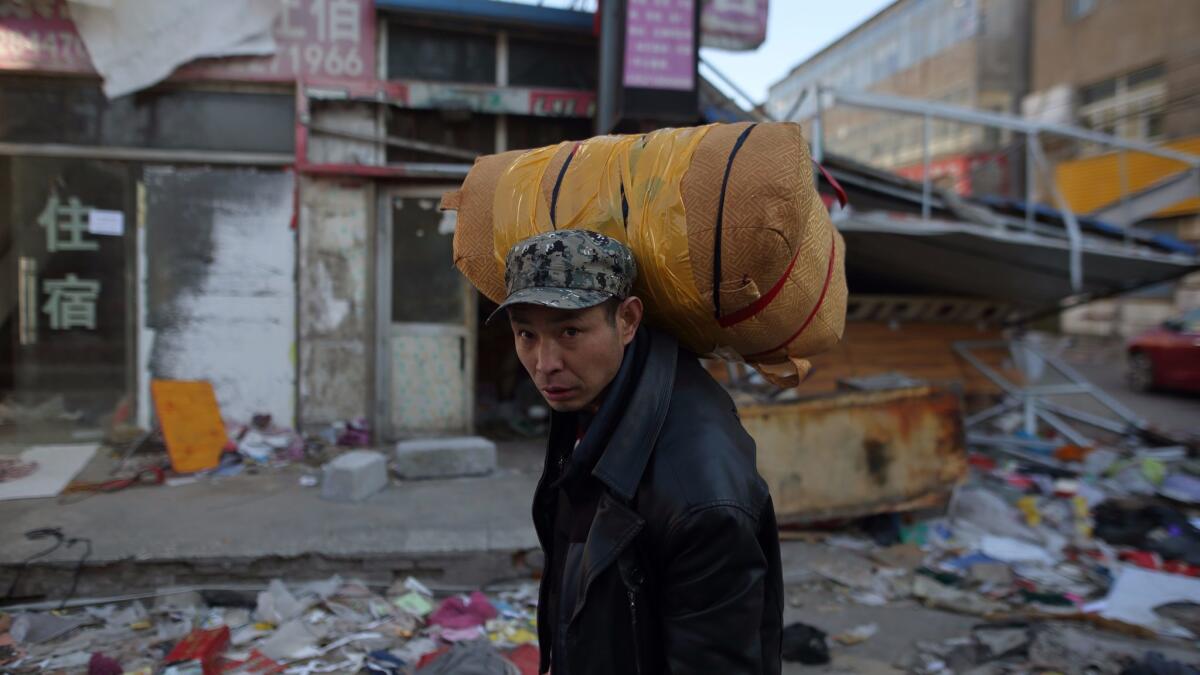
top-left (532, 328), bottom-right (784, 675)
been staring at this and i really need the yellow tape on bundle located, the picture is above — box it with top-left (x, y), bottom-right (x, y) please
top-left (492, 126), bottom-right (716, 354)
top-left (490, 143), bottom-right (559, 270)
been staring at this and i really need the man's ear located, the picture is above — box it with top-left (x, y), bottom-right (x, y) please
top-left (618, 297), bottom-right (643, 346)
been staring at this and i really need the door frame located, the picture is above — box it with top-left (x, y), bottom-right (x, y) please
top-left (374, 184), bottom-right (476, 441)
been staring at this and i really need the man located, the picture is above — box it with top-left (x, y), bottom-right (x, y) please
top-left (491, 229), bottom-right (783, 674)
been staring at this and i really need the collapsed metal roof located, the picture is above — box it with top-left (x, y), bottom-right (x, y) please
top-left (816, 153), bottom-right (1200, 322)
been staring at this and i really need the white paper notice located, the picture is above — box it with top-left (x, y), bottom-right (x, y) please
top-left (88, 209), bottom-right (125, 236)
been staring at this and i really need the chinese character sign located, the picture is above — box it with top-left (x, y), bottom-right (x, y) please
top-left (0, 0), bottom-right (91, 72)
top-left (31, 192), bottom-right (105, 333)
top-left (38, 195), bottom-right (97, 253)
top-left (1, 0), bottom-right (375, 82)
top-left (10, 159), bottom-right (129, 414)
top-left (180, 0), bottom-right (374, 81)
top-left (43, 273), bottom-right (100, 330)
top-left (624, 0), bottom-right (697, 91)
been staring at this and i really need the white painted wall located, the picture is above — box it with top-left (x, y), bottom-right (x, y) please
top-left (140, 168), bottom-right (296, 426)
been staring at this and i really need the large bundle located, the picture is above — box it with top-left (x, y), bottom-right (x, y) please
top-left (442, 122), bottom-right (846, 387)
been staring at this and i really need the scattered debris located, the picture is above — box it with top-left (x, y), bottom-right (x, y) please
top-left (1028, 623), bottom-right (1200, 675)
top-left (0, 577), bottom-right (540, 674)
top-left (833, 622), bottom-right (878, 646)
top-left (1100, 567), bottom-right (1200, 638)
top-left (781, 622), bottom-right (830, 665)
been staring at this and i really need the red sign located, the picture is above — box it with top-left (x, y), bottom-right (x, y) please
top-left (0, 0), bottom-right (375, 82)
top-left (895, 153), bottom-right (1010, 196)
top-left (0, 1), bottom-right (90, 72)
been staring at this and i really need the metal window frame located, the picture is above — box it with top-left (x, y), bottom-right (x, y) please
top-left (797, 86), bottom-right (1200, 293)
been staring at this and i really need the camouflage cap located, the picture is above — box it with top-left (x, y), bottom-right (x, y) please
top-left (488, 229), bottom-right (637, 323)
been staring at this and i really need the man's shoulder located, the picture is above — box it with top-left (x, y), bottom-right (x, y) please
top-left (636, 353), bottom-right (768, 525)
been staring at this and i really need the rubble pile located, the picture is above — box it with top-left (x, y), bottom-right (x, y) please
top-left (0, 577), bottom-right (539, 674)
top-left (97, 415), bottom-right (371, 490)
top-left (779, 439), bottom-right (1200, 672)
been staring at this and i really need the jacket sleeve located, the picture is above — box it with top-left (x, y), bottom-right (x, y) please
top-left (658, 502), bottom-right (769, 674)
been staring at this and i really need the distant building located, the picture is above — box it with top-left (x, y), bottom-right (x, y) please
top-left (766, 0), bottom-right (1032, 196)
top-left (1025, 0), bottom-right (1198, 143)
top-left (1025, 0), bottom-right (1200, 335)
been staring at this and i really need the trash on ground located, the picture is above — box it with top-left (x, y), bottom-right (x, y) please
top-left (781, 622), bottom-right (830, 665)
top-left (833, 622), bottom-right (878, 646)
top-left (0, 576), bottom-right (539, 674)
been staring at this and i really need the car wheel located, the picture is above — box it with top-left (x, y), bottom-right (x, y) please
top-left (1128, 352), bottom-right (1155, 392)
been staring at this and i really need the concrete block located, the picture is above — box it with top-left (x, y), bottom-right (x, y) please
top-left (321, 450), bottom-right (388, 502)
top-left (393, 436), bottom-right (497, 479)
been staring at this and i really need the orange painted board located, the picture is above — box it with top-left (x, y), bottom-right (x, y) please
top-left (151, 379), bottom-right (229, 474)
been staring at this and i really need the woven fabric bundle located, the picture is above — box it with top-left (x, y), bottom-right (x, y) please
top-left (443, 122), bottom-right (846, 386)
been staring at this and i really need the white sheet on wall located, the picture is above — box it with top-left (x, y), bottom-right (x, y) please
top-left (68, 0), bottom-right (280, 98)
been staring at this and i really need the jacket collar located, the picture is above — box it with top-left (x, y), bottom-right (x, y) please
top-left (590, 327), bottom-right (678, 503)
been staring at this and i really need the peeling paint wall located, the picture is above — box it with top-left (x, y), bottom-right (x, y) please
top-left (308, 102), bottom-right (383, 165)
top-left (298, 177), bottom-right (371, 428)
top-left (143, 168), bottom-right (296, 425)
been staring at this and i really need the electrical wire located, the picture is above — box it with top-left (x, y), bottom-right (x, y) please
top-left (1, 527), bottom-right (92, 610)
top-left (3, 528), bottom-right (66, 603)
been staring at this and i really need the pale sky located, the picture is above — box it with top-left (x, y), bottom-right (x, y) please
top-left (499, 0), bottom-right (896, 106)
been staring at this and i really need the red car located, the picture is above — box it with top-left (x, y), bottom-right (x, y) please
top-left (1128, 308), bottom-right (1200, 392)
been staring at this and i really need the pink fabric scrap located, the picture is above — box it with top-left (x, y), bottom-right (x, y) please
top-left (428, 591), bottom-right (498, 630)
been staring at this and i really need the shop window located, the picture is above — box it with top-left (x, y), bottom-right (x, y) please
top-left (506, 115), bottom-right (594, 151)
top-left (509, 36), bottom-right (597, 90)
top-left (0, 77), bottom-right (294, 153)
top-left (385, 109), bottom-right (496, 163)
top-left (1077, 64), bottom-right (1166, 143)
top-left (1129, 63), bottom-right (1166, 89)
top-left (391, 197), bottom-right (464, 324)
top-left (1080, 78), bottom-right (1116, 106)
top-left (387, 23), bottom-right (496, 84)
top-left (1066, 0), bottom-right (1098, 21)
top-left (0, 156), bottom-right (133, 436)
top-left (1145, 109), bottom-right (1165, 139)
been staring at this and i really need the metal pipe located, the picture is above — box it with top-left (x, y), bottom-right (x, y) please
top-left (922, 113), bottom-right (932, 223)
top-left (1022, 384), bottom-right (1094, 396)
top-left (952, 342), bottom-right (1022, 397)
top-left (781, 88), bottom-right (808, 123)
top-left (811, 87), bottom-right (825, 164)
top-left (1035, 408), bottom-right (1092, 446)
top-left (1039, 349), bottom-right (1147, 426)
top-left (1029, 135), bottom-right (1083, 292)
top-left (964, 400), bottom-right (1019, 427)
top-left (1024, 135), bottom-right (1035, 232)
top-left (0, 142), bottom-right (291, 166)
top-left (700, 57), bottom-right (770, 121)
top-left (595, 0), bottom-right (623, 134)
top-left (1041, 400), bottom-right (1134, 436)
top-left (966, 433), bottom-right (1070, 470)
top-left (825, 89), bottom-right (1200, 166)
top-left (303, 120), bottom-right (480, 160)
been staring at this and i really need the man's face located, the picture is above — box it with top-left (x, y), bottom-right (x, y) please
top-left (509, 299), bottom-right (642, 413)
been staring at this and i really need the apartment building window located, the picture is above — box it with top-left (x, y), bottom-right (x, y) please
top-left (1078, 63), bottom-right (1167, 142)
top-left (1066, 0), bottom-right (1098, 21)
top-left (387, 23), bottom-right (496, 84)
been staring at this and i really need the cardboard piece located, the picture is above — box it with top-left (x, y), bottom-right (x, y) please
top-left (152, 379), bottom-right (228, 473)
top-left (0, 444), bottom-right (98, 501)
